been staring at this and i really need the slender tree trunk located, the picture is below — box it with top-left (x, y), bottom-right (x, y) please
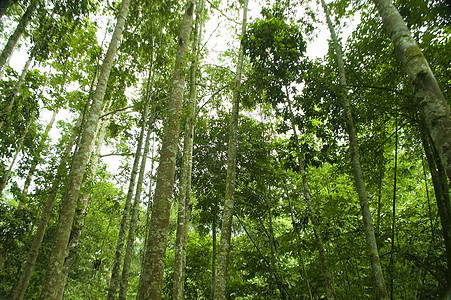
top-left (20, 69), bottom-right (68, 200)
top-left (389, 118), bottom-right (398, 299)
top-left (213, 2), bottom-right (248, 299)
top-left (137, 3), bottom-right (194, 299)
top-left (371, 0), bottom-right (451, 184)
top-left (0, 112), bottom-right (33, 196)
top-left (40, 0), bottom-right (130, 298)
top-left (141, 132), bottom-right (156, 261)
top-left (0, 0), bottom-right (15, 19)
top-left (0, 0), bottom-right (38, 73)
top-left (107, 102), bottom-right (149, 300)
top-left (286, 96), bottom-right (336, 300)
top-left (56, 104), bottom-right (112, 300)
top-left (118, 115), bottom-right (154, 300)
top-left (172, 1), bottom-right (203, 299)
top-left (10, 114), bottom-right (82, 300)
top-left (420, 122), bottom-right (451, 288)
top-left (321, 0), bottom-right (388, 298)
top-left (20, 109), bottom-right (58, 201)
top-left (0, 55), bottom-right (33, 130)
top-left (119, 43), bottom-right (157, 300)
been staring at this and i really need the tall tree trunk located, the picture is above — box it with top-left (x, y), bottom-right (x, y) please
top-left (118, 115), bottom-right (154, 300)
top-left (0, 112), bottom-right (33, 196)
top-left (371, 0), bottom-right (451, 184)
top-left (119, 50), bottom-right (156, 300)
top-left (0, 0), bottom-right (38, 73)
top-left (107, 101), bottom-right (149, 300)
top-left (172, 1), bottom-right (203, 299)
top-left (10, 113), bottom-right (82, 300)
top-left (40, 0), bottom-right (130, 298)
top-left (0, 55), bottom-right (33, 130)
top-left (56, 105), bottom-right (112, 300)
top-left (420, 122), bottom-right (451, 288)
top-left (213, 1), bottom-right (248, 299)
top-left (137, 3), bottom-right (194, 299)
top-left (286, 96), bottom-right (336, 300)
top-left (389, 118), bottom-right (398, 299)
top-left (321, 0), bottom-right (388, 298)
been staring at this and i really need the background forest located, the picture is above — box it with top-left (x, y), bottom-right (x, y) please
top-left (0, 0), bottom-right (450, 299)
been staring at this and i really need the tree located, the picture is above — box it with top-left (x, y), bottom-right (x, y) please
top-left (0, 0), bottom-right (39, 73)
top-left (9, 113), bottom-right (83, 300)
top-left (137, 2), bottom-right (194, 299)
top-left (213, 0), bottom-right (248, 299)
top-left (40, 0), bottom-right (131, 298)
top-left (0, 55), bottom-right (33, 130)
top-left (173, 0), bottom-right (204, 298)
top-left (371, 0), bottom-right (451, 186)
top-left (107, 96), bottom-right (149, 300)
top-left (321, 0), bottom-right (388, 298)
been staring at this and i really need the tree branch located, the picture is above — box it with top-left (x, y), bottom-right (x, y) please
top-left (100, 106), bottom-right (134, 119)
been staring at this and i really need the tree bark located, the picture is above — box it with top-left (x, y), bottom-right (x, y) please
top-left (321, 0), bottom-right (389, 298)
top-left (0, 55), bottom-right (33, 130)
top-left (107, 101), bottom-right (149, 300)
top-left (9, 113), bottom-right (82, 300)
top-left (118, 115), bottom-right (154, 300)
top-left (172, 1), bottom-right (203, 299)
top-left (137, 3), bottom-right (194, 299)
top-left (40, 0), bottom-right (130, 298)
top-left (213, 1), bottom-right (248, 299)
top-left (371, 0), bottom-right (451, 184)
top-left (0, 0), bottom-right (38, 73)
top-left (56, 104), bottom-right (112, 300)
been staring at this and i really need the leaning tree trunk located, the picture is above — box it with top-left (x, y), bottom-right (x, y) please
top-left (56, 104), bottom-right (112, 300)
top-left (0, 0), bottom-right (38, 73)
top-left (107, 100), bottom-right (149, 300)
top-left (40, 0), bottom-right (130, 298)
top-left (172, 1), bottom-right (203, 299)
top-left (10, 113), bottom-right (82, 300)
top-left (213, 1), bottom-right (248, 299)
top-left (0, 55), bottom-right (33, 130)
top-left (371, 0), bottom-right (451, 184)
top-left (321, 0), bottom-right (388, 299)
top-left (136, 3), bottom-right (194, 299)
top-left (286, 96), bottom-right (336, 300)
